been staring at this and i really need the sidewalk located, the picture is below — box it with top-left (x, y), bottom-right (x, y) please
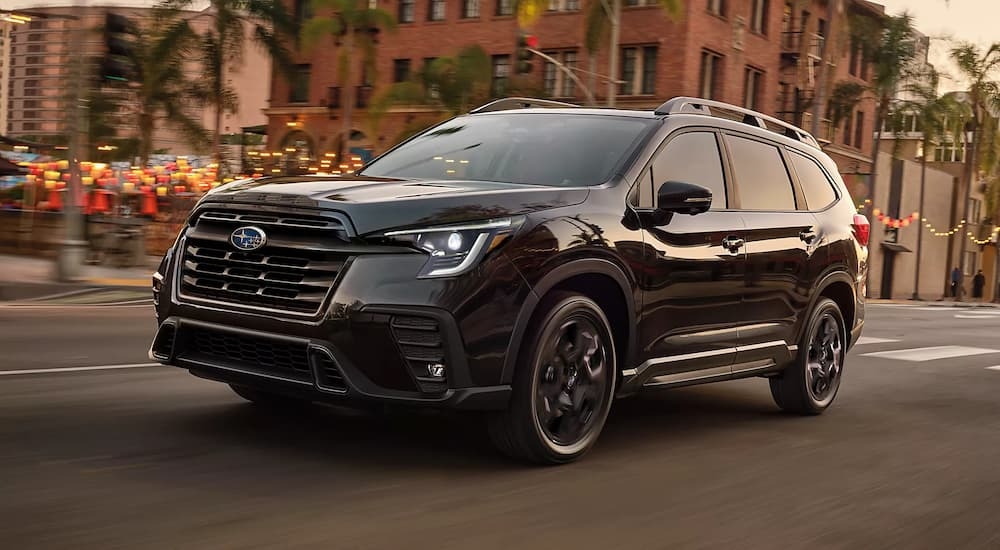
top-left (0, 253), bottom-right (154, 301)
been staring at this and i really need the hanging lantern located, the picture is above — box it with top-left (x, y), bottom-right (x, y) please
top-left (156, 186), bottom-right (169, 197)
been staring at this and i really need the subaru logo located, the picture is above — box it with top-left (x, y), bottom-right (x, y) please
top-left (230, 226), bottom-right (267, 251)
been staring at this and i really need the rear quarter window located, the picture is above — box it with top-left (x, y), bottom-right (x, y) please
top-left (788, 150), bottom-right (838, 210)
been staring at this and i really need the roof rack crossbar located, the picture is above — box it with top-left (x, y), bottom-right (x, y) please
top-left (469, 97), bottom-right (580, 114)
top-left (655, 97), bottom-right (821, 149)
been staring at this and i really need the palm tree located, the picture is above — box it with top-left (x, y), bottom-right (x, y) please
top-left (860, 13), bottom-right (917, 223)
top-left (949, 42), bottom-right (1000, 298)
top-left (368, 45), bottom-right (492, 143)
top-left (581, 0), bottom-right (682, 106)
top-left (301, 0), bottom-right (396, 162)
top-left (129, 10), bottom-right (209, 166)
top-left (161, 0), bottom-right (297, 168)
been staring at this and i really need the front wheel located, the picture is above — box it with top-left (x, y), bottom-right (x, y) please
top-left (489, 292), bottom-right (617, 464)
top-left (770, 298), bottom-right (846, 415)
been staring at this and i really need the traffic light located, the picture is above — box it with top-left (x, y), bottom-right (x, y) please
top-left (101, 12), bottom-right (137, 83)
top-left (515, 32), bottom-right (538, 75)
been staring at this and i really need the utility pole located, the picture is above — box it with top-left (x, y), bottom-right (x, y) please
top-left (604, 0), bottom-right (621, 107)
top-left (53, 9), bottom-right (86, 281)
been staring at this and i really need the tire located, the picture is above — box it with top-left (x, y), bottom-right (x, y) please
top-left (489, 291), bottom-right (617, 464)
top-left (229, 384), bottom-right (307, 409)
top-left (770, 298), bottom-right (846, 415)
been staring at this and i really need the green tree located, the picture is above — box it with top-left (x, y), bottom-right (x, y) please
top-left (949, 42), bottom-right (1000, 298)
top-left (581, 0), bottom-right (682, 106)
top-left (127, 10), bottom-right (209, 165)
top-left (162, 0), bottom-right (296, 168)
top-left (857, 13), bottom-right (917, 221)
top-left (301, 0), bottom-right (396, 161)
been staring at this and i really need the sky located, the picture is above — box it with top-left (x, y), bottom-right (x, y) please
top-left (875, 0), bottom-right (1000, 91)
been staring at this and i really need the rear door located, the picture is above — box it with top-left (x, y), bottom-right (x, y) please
top-left (634, 129), bottom-right (747, 385)
top-left (723, 133), bottom-right (819, 369)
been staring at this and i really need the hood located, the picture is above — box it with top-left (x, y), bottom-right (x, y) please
top-left (201, 175), bottom-right (590, 235)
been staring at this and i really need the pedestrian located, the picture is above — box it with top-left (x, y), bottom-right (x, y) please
top-left (951, 266), bottom-right (962, 298)
top-left (973, 269), bottom-right (986, 300)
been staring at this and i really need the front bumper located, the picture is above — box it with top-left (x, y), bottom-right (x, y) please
top-left (151, 236), bottom-right (528, 410)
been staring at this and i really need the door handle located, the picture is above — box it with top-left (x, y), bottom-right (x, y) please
top-left (799, 229), bottom-right (818, 244)
top-left (721, 236), bottom-right (744, 253)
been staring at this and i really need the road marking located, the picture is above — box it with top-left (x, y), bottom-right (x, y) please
top-left (987, 366), bottom-right (1000, 372)
top-left (855, 336), bottom-right (900, 345)
top-left (861, 346), bottom-right (1000, 362)
top-left (955, 313), bottom-right (1000, 319)
top-left (0, 363), bottom-right (161, 376)
top-left (0, 303), bottom-right (152, 310)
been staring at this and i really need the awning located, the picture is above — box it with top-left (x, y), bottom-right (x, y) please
top-left (881, 242), bottom-right (912, 253)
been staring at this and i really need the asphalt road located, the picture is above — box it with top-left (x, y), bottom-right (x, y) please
top-left (1, 300), bottom-right (999, 549)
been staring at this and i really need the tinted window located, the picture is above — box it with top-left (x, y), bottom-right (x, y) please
top-left (361, 114), bottom-right (655, 187)
top-left (789, 150), bottom-right (837, 210)
top-left (650, 132), bottom-right (727, 209)
top-left (726, 135), bottom-right (795, 210)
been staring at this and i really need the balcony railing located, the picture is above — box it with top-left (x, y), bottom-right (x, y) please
top-left (781, 31), bottom-right (825, 60)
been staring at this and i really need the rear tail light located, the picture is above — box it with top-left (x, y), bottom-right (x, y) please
top-left (852, 214), bottom-right (870, 246)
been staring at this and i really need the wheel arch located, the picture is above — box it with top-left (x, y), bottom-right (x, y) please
top-left (807, 271), bottom-right (858, 347)
top-left (501, 258), bottom-right (637, 385)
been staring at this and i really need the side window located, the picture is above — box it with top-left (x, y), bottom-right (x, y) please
top-left (788, 150), bottom-right (837, 210)
top-left (725, 134), bottom-right (796, 210)
top-left (650, 131), bottom-right (727, 209)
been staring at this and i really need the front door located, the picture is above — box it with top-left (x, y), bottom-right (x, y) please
top-left (634, 130), bottom-right (747, 386)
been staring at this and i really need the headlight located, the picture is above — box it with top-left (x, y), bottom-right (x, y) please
top-left (384, 217), bottom-right (522, 278)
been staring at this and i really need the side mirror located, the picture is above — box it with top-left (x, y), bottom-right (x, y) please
top-left (657, 180), bottom-right (713, 215)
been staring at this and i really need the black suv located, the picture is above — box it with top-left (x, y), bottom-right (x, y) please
top-left (150, 97), bottom-right (868, 464)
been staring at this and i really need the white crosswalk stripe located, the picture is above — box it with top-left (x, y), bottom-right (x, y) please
top-left (861, 346), bottom-right (1000, 362)
top-left (987, 366), bottom-right (1000, 372)
top-left (854, 336), bottom-right (900, 345)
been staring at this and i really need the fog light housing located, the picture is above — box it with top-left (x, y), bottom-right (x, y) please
top-left (427, 363), bottom-right (446, 378)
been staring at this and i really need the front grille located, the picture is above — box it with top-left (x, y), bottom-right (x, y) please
top-left (391, 315), bottom-right (447, 393)
top-left (178, 207), bottom-right (352, 315)
top-left (188, 328), bottom-right (312, 382)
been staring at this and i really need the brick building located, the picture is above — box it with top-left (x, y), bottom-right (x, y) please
top-left (266, 0), bottom-right (886, 183)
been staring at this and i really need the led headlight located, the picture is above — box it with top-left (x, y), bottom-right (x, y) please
top-left (384, 217), bottom-right (522, 278)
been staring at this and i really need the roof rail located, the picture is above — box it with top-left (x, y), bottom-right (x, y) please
top-left (469, 97), bottom-right (580, 114)
top-left (655, 96), bottom-right (821, 149)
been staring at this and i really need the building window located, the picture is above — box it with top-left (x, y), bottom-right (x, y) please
top-left (289, 64), bottom-right (311, 103)
top-left (707, 0), bottom-right (726, 16)
top-left (699, 50), bottom-right (722, 99)
top-left (24, 111), bottom-right (38, 119)
top-left (429, 0), bottom-right (447, 21)
top-left (934, 142), bottom-right (967, 163)
top-left (548, 0), bottom-right (580, 10)
top-left (23, 122), bottom-right (38, 131)
top-left (492, 55), bottom-right (510, 96)
top-left (853, 110), bottom-right (864, 148)
top-left (641, 47), bottom-right (657, 95)
top-left (843, 112), bottom-right (853, 146)
top-left (543, 50), bottom-right (578, 98)
top-left (25, 67), bottom-right (41, 76)
top-left (399, 0), bottom-right (415, 22)
top-left (969, 198), bottom-right (982, 224)
top-left (848, 41), bottom-right (861, 77)
top-left (496, 0), bottom-right (513, 16)
top-left (619, 46), bottom-right (656, 96)
top-left (393, 58), bottom-right (411, 82)
top-left (27, 44), bottom-right (42, 53)
top-left (750, 0), bottom-right (768, 34)
top-left (744, 66), bottom-right (763, 110)
top-left (462, 0), bottom-right (480, 17)
top-left (368, 0), bottom-right (378, 8)
top-left (626, 0), bottom-right (655, 6)
top-left (294, 0), bottom-right (313, 26)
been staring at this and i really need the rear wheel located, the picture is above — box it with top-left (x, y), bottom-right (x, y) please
top-left (489, 292), bottom-right (617, 464)
top-left (770, 298), bottom-right (846, 415)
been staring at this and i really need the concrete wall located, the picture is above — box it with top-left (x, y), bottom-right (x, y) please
top-left (866, 151), bottom-right (981, 300)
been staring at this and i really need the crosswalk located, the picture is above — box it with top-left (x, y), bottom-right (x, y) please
top-left (859, 304), bottom-right (1000, 372)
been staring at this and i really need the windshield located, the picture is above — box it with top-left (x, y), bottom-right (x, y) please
top-left (359, 113), bottom-right (656, 187)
